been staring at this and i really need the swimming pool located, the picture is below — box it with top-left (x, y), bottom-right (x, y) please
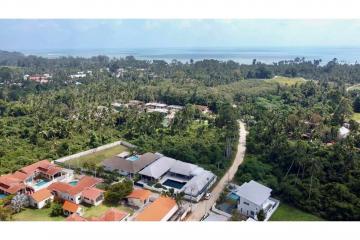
top-left (163, 179), bottom-right (186, 189)
top-left (69, 180), bottom-right (79, 186)
top-left (127, 155), bottom-right (140, 161)
top-left (228, 192), bottom-right (240, 201)
top-left (35, 179), bottom-right (49, 187)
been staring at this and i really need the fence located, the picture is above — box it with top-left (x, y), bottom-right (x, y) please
top-left (54, 140), bottom-right (136, 164)
top-left (211, 204), bottom-right (233, 218)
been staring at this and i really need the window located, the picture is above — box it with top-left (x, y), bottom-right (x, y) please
top-left (250, 211), bottom-right (255, 216)
top-left (243, 201), bottom-right (249, 206)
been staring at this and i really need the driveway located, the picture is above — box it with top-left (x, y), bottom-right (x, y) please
top-left (186, 120), bottom-right (247, 221)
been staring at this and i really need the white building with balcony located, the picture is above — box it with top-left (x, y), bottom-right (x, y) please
top-left (230, 180), bottom-right (279, 221)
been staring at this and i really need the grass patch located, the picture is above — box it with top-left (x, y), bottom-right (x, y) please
top-left (65, 145), bottom-right (128, 168)
top-left (351, 112), bottom-right (360, 122)
top-left (82, 203), bottom-right (133, 219)
top-left (267, 76), bottom-right (307, 86)
top-left (347, 84), bottom-right (360, 92)
top-left (11, 205), bottom-right (65, 221)
top-left (270, 203), bottom-right (323, 221)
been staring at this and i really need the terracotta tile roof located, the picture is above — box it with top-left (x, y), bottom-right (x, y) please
top-left (19, 160), bottom-right (63, 177)
top-left (20, 160), bottom-right (51, 174)
top-left (75, 176), bottom-right (103, 191)
top-left (48, 176), bottom-right (103, 197)
top-left (81, 187), bottom-right (104, 201)
top-left (30, 188), bottom-right (53, 203)
top-left (12, 171), bottom-right (29, 181)
top-left (63, 201), bottom-right (80, 213)
top-left (48, 182), bottom-right (73, 194)
top-left (66, 213), bottom-right (86, 221)
top-left (91, 208), bottom-right (128, 221)
top-left (0, 174), bottom-right (26, 194)
top-left (0, 160), bottom-right (64, 195)
top-left (135, 197), bottom-right (177, 221)
top-left (127, 189), bottom-right (151, 201)
top-left (44, 166), bottom-right (63, 176)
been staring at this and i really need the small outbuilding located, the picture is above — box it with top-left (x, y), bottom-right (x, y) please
top-left (29, 188), bottom-right (54, 209)
top-left (126, 189), bottom-right (152, 208)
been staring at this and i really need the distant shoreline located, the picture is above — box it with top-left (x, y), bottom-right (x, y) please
top-left (16, 47), bottom-right (360, 65)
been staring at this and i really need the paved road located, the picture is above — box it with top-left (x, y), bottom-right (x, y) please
top-left (187, 120), bottom-right (247, 221)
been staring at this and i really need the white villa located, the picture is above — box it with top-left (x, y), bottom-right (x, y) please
top-left (229, 180), bottom-right (279, 221)
top-left (138, 154), bottom-right (217, 202)
top-left (338, 126), bottom-right (350, 139)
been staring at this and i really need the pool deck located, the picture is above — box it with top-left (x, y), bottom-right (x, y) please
top-left (159, 174), bottom-right (189, 192)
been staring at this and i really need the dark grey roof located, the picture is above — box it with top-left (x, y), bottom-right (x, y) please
top-left (102, 152), bottom-right (160, 174)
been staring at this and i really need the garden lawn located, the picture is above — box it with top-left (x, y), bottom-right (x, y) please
top-left (66, 144), bottom-right (128, 168)
top-left (82, 203), bottom-right (133, 219)
top-left (11, 206), bottom-right (65, 221)
top-left (351, 113), bottom-right (360, 123)
top-left (267, 76), bottom-right (307, 86)
top-left (270, 203), bottom-right (323, 221)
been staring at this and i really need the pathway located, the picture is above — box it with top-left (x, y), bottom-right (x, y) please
top-left (187, 120), bottom-right (247, 221)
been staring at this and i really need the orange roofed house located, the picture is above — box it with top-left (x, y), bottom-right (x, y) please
top-left (126, 188), bottom-right (152, 208)
top-left (48, 175), bottom-right (104, 206)
top-left (91, 208), bottom-right (129, 221)
top-left (62, 200), bottom-right (84, 216)
top-left (66, 208), bottom-right (129, 221)
top-left (66, 213), bottom-right (87, 221)
top-left (0, 160), bottom-right (73, 197)
top-left (29, 188), bottom-right (54, 209)
top-left (135, 197), bottom-right (178, 221)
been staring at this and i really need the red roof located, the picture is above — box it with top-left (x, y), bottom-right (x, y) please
top-left (0, 160), bottom-right (63, 195)
top-left (30, 188), bottom-right (53, 203)
top-left (92, 208), bottom-right (128, 221)
top-left (63, 201), bottom-right (80, 213)
top-left (66, 213), bottom-right (86, 221)
top-left (43, 166), bottom-right (63, 176)
top-left (20, 160), bottom-right (51, 175)
top-left (48, 182), bottom-right (73, 194)
top-left (127, 189), bottom-right (151, 201)
top-left (48, 176), bottom-right (103, 197)
top-left (0, 174), bottom-right (26, 194)
top-left (135, 197), bottom-right (177, 221)
top-left (81, 187), bottom-right (104, 201)
top-left (12, 171), bottom-right (28, 181)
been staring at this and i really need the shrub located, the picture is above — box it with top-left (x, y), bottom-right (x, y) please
top-left (50, 202), bottom-right (63, 217)
top-left (0, 206), bottom-right (12, 221)
top-left (104, 179), bottom-right (133, 204)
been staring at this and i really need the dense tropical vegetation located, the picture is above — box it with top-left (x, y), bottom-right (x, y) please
top-left (1, 50), bottom-right (360, 220)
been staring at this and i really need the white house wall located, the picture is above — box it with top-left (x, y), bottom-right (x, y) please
top-left (237, 197), bottom-right (261, 218)
top-left (161, 205), bottom-right (179, 221)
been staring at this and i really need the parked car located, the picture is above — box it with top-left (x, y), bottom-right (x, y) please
top-left (205, 192), bottom-right (211, 200)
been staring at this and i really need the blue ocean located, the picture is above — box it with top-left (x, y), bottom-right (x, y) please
top-left (23, 47), bottom-right (360, 64)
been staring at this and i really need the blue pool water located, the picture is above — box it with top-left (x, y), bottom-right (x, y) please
top-left (69, 180), bottom-right (79, 186)
top-left (228, 192), bottom-right (240, 201)
top-left (0, 194), bottom-right (7, 199)
top-left (35, 179), bottom-right (49, 187)
top-left (163, 179), bottom-right (186, 189)
top-left (127, 155), bottom-right (140, 161)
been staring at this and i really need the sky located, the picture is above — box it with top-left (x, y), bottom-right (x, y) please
top-left (1, 19), bottom-right (360, 50)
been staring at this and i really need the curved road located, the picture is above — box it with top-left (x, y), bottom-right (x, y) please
top-left (187, 120), bottom-right (247, 221)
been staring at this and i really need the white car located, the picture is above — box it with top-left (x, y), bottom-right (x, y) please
top-left (205, 192), bottom-right (211, 200)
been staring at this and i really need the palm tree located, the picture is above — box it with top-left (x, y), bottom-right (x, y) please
top-left (174, 192), bottom-right (185, 207)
